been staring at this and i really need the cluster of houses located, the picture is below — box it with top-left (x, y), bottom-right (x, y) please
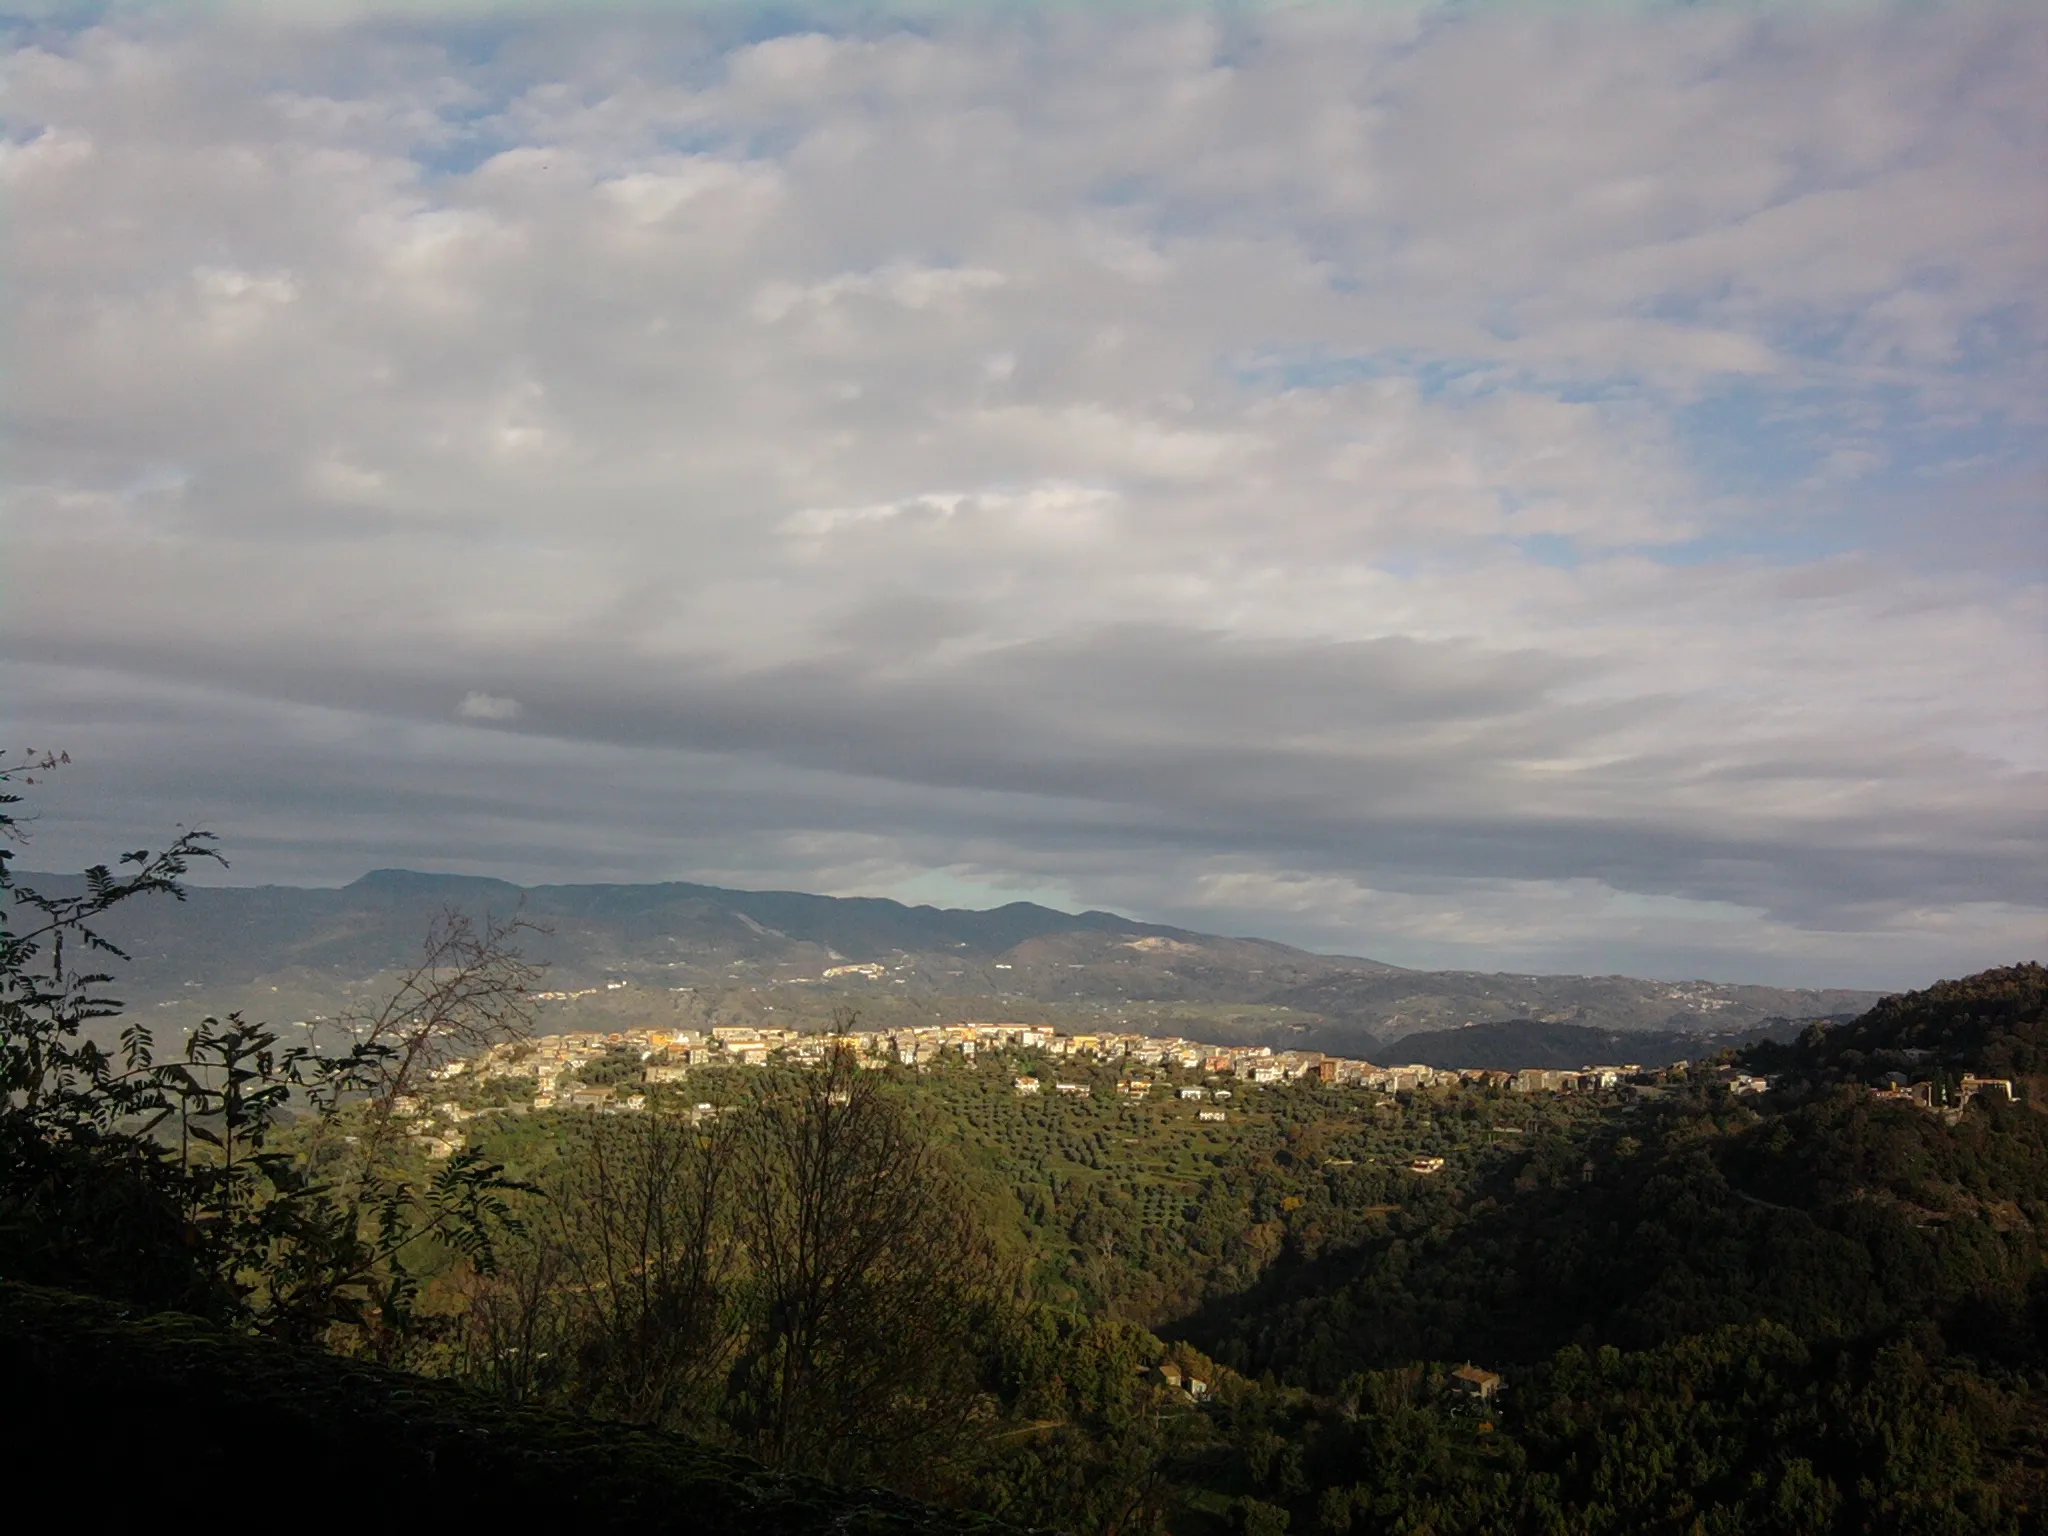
top-left (436, 1019), bottom-right (1705, 1133)
top-left (387, 1088), bottom-right (476, 1159)
top-left (1872, 1072), bottom-right (2015, 1120)
top-left (412, 1015), bottom-right (2026, 1154)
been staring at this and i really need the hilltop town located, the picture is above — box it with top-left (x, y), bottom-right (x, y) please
top-left (485, 1017), bottom-right (1668, 1095)
top-left (386, 1006), bottom-right (2021, 1163)
top-left (390, 1015), bottom-right (1731, 1157)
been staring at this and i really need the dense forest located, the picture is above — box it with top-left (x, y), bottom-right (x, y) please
top-left (2, 758), bottom-right (2042, 1532)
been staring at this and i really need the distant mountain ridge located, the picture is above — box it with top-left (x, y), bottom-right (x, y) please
top-left (38, 867), bottom-right (1886, 1043)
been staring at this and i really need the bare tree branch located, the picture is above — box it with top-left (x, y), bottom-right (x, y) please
top-left (335, 907), bottom-right (547, 1150)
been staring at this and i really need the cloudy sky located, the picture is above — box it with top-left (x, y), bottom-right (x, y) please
top-left (4, 2), bottom-right (2043, 987)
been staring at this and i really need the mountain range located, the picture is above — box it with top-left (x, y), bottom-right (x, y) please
top-left (47, 868), bottom-right (1886, 1049)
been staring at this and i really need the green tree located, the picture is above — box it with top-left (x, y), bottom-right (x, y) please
top-left (0, 751), bottom-right (534, 1351)
top-left (726, 1035), bottom-right (998, 1486)
top-left (465, 1105), bottom-right (741, 1430)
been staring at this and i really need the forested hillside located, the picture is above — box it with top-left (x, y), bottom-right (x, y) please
top-left (2, 765), bottom-right (2041, 1533)
top-left (1374, 1015), bottom-right (1816, 1070)
top-left (0, 1281), bottom-right (997, 1534)
top-left (1742, 964), bottom-right (2048, 1089)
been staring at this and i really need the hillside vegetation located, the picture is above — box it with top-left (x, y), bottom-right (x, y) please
top-left (1375, 1015), bottom-right (1816, 1071)
top-left (1743, 964), bottom-right (2048, 1089)
top-left (2, 764), bottom-right (2041, 1533)
top-left (0, 1280), bottom-right (999, 1533)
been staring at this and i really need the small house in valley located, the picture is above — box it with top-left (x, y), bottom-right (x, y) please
top-left (1451, 1365), bottom-right (1502, 1403)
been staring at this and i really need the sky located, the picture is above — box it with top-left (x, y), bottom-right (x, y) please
top-left (2, 1), bottom-right (2043, 989)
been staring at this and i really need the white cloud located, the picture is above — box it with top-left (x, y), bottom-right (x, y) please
top-left (457, 691), bottom-right (522, 722)
top-left (2, 3), bottom-right (2041, 986)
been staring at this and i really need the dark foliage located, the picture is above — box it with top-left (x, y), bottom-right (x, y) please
top-left (1379, 1016), bottom-right (1818, 1071)
top-left (1189, 1086), bottom-right (2048, 1386)
top-left (0, 1279), bottom-right (1003, 1534)
top-left (0, 754), bottom-right (536, 1350)
top-left (1742, 963), bottom-right (2046, 1085)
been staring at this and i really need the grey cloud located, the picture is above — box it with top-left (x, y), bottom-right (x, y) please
top-left (5, 644), bottom-right (2035, 990)
top-left (10, 606), bottom-right (2037, 925)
